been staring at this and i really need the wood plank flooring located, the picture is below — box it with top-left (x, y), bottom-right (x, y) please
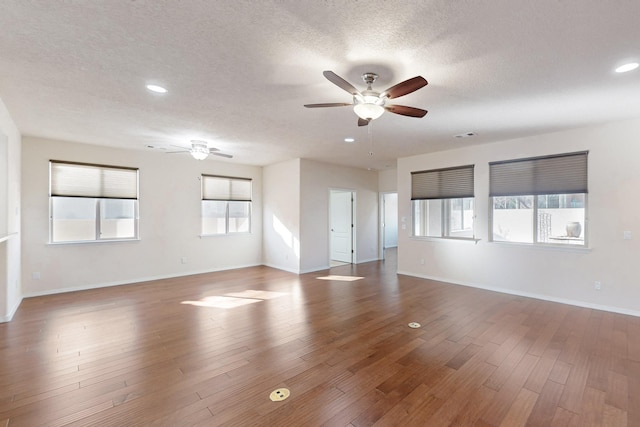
top-left (0, 251), bottom-right (638, 426)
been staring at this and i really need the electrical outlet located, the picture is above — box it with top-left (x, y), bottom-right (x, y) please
top-left (420, 258), bottom-right (425, 265)
top-left (594, 281), bottom-right (602, 290)
top-left (32, 272), bottom-right (41, 280)
top-left (181, 257), bottom-right (187, 264)
top-left (623, 231), bottom-right (632, 240)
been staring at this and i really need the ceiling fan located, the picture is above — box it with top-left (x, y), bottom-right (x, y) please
top-left (304, 70), bottom-right (428, 126)
top-left (167, 140), bottom-right (233, 160)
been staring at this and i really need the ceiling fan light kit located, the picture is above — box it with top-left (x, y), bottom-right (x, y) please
top-left (305, 70), bottom-right (428, 126)
top-left (190, 141), bottom-right (210, 160)
top-left (353, 102), bottom-right (384, 121)
top-left (353, 72), bottom-right (385, 121)
top-left (164, 139), bottom-right (233, 160)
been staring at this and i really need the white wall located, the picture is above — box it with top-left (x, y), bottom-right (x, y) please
top-left (262, 158), bottom-right (301, 273)
top-left (378, 168), bottom-right (397, 193)
top-left (22, 137), bottom-right (262, 296)
top-left (299, 159), bottom-right (379, 272)
top-left (0, 133), bottom-right (7, 237)
top-left (0, 97), bottom-right (21, 322)
top-left (398, 117), bottom-right (640, 316)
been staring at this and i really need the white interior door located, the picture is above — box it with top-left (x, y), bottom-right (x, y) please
top-left (330, 190), bottom-right (353, 263)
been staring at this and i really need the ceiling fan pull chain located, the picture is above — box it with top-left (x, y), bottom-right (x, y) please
top-left (368, 121), bottom-right (374, 156)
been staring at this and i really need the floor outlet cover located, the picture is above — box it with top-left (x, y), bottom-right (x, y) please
top-left (408, 322), bottom-right (421, 329)
top-left (269, 388), bottom-right (290, 402)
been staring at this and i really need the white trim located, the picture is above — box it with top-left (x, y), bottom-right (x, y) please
top-left (0, 232), bottom-right (17, 243)
top-left (488, 240), bottom-right (591, 253)
top-left (1, 296), bottom-right (23, 323)
top-left (410, 236), bottom-right (481, 244)
top-left (397, 270), bottom-right (640, 318)
top-left (300, 265), bottom-right (331, 274)
top-left (356, 257), bottom-right (380, 264)
top-left (47, 238), bottom-right (141, 246)
top-left (262, 262), bottom-right (301, 274)
top-left (23, 264), bottom-right (261, 298)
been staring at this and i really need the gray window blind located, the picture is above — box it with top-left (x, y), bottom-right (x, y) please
top-left (50, 161), bottom-right (138, 199)
top-left (489, 151), bottom-right (588, 197)
top-left (411, 165), bottom-right (474, 200)
top-left (202, 175), bottom-right (252, 201)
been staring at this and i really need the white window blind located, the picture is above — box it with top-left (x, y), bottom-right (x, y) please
top-left (50, 161), bottom-right (138, 199)
top-left (411, 165), bottom-right (474, 200)
top-left (489, 151), bottom-right (588, 197)
top-left (202, 175), bottom-right (252, 201)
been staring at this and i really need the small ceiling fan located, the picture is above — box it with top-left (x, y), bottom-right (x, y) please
top-left (167, 140), bottom-right (233, 160)
top-left (304, 70), bottom-right (428, 126)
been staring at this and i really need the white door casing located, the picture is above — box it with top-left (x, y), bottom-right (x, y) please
top-left (330, 190), bottom-right (353, 263)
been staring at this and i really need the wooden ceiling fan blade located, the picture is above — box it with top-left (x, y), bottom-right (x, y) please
top-left (211, 152), bottom-right (233, 158)
top-left (358, 118), bottom-right (370, 127)
top-left (304, 102), bottom-right (352, 108)
top-left (381, 76), bottom-right (428, 99)
top-left (385, 104), bottom-right (428, 118)
top-left (323, 71), bottom-right (362, 96)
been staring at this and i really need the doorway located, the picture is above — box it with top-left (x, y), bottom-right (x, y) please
top-left (381, 192), bottom-right (398, 260)
top-left (329, 190), bottom-right (354, 266)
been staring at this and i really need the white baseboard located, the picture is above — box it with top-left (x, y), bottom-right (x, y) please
top-left (397, 270), bottom-right (640, 318)
top-left (262, 263), bottom-right (301, 274)
top-left (299, 265), bottom-right (331, 274)
top-left (23, 261), bottom-right (372, 300)
top-left (23, 263), bottom-right (262, 298)
top-left (357, 257), bottom-right (381, 264)
top-left (1, 296), bottom-right (23, 323)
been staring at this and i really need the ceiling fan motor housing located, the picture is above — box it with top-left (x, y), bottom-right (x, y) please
top-left (362, 72), bottom-right (379, 85)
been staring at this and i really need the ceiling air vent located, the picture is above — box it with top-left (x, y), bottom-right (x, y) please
top-left (454, 132), bottom-right (477, 138)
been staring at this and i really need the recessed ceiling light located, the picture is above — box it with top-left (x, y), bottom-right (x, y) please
top-left (146, 84), bottom-right (168, 93)
top-left (615, 62), bottom-right (639, 73)
top-left (344, 137), bottom-right (355, 143)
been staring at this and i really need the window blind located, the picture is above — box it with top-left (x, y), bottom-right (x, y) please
top-left (202, 175), bottom-right (252, 201)
top-left (411, 165), bottom-right (474, 200)
top-left (50, 161), bottom-right (138, 199)
top-left (489, 151), bottom-right (588, 197)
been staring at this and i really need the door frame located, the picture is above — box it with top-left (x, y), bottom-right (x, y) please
top-left (329, 188), bottom-right (356, 264)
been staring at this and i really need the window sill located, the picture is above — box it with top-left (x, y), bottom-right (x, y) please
top-left (48, 238), bottom-right (140, 246)
top-left (489, 240), bottom-right (591, 253)
top-left (410, 236), bottom-right (481, 244)
top-left (0, 233), bottom-right (18, 243)
top-left (199, 232), bottom-right (253, 238)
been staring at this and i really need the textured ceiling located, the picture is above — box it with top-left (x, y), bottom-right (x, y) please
top-left (1, 0), bottom-right (639, 170)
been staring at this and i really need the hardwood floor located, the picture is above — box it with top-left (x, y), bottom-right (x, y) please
top-left (1, 252), bottom-right (638, 426)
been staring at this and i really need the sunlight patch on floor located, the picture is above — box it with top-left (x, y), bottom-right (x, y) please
top-left (225, 290), bottom-right (288, 300)
top-left (181, 290), bottom-right (288, 309)
top-left (316, 275), bottom-right (364, 282)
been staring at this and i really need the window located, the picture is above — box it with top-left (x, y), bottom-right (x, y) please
top-left (490, 151), bottom-right (588, 246)
top-left (50, 161), bottom-right (139, 243)
top-left (411, 165), bottom-right (475, 239)
top-left (201, 175), bottom-right (251, 235)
